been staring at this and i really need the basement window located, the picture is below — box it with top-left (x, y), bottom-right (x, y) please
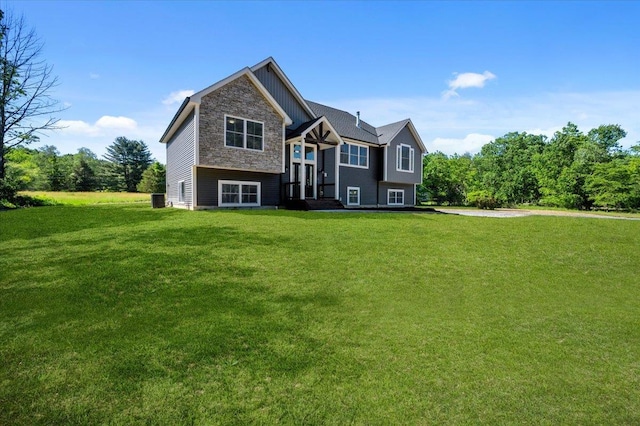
top-left (219, 180), bottom-right (261, 207)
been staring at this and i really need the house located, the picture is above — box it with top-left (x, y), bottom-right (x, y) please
top-left (160, 57), bottom-right (427, 209)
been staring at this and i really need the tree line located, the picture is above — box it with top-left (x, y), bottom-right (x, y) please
top-left (419, 123), bottom-right (640, 210)
top-left (4, 136), bottom-right (165, 194)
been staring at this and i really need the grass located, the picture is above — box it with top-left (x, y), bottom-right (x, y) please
top-left (19, 191), bottom-right (153, 206)
top-left (1, 205), bottom-right (639, 424)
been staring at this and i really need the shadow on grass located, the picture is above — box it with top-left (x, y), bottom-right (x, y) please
top-left (222, 208), bottom-right (439, 221)
top-left (1, 209), bottom-right (348, 423)
top-left (0, 204), bottom-right (185, 242)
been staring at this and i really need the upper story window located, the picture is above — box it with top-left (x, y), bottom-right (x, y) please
top-left (225, 115), bottom-right (264, 151)
top-left (292, 143), bottom-right (315, 162)
top-left (396, 144), bottom-right (415, 172)
top-left (340, 142), bottom-right (368, 168)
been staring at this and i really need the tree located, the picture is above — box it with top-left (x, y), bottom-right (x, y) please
top-left (35, 145), bottom-right (64, 190)
top-left (103, 136), bottom-right (153, 192)
top-left (476, 132), bottom-right (545, 205)
top-left (587, 124), bottom-right (626, 155)
top-left (420, 152), bottom-right (474, 205)
top-left (0, 9), bottom-right (62, 182)
top-left (137, 162), bottom-right (166, 193)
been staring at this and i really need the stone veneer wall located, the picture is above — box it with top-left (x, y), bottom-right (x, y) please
top-left (199, 75), bottom-right (283, 174)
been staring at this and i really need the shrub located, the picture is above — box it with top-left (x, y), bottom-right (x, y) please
top-left (467, 190), bottom-right (502, 210)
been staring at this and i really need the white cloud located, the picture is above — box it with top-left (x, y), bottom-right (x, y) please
top-left (95, 115), bottom-right (137, 130)
top-left (89, 73), bottom-right (100, 80)
top-left (162, 89), bottom-right (195, 106)
top-left (430, 134), bottom-right (495, 155)
top-left (443, 71), bottom-right (496, 99)
top-left (58, 115), bottom-right (138, 137)
top-left (524, 126), bottom-right (563, 139)
top-left (58, 120), bottom-right (99, 136)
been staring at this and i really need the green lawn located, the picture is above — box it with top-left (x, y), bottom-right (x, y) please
top-left (19, 191), bottom-right (153, 205)
top-left (1, 205), bottom-right (639, 424)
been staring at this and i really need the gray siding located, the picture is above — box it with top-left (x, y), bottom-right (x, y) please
top-left (385, 126), bottom-right (422, 184)
top-left (253, 65), bottom-right (312, 130)
top-left (196, 168), bottom-right (281, 207)
top-left (166, 110), bottom-right (195, 207)
top-left (378, 182), bottom-right (416, 206)
top-left (318, 147), bottom-right (337, 199)
top-left (338, 146), bottom-right (382, 206)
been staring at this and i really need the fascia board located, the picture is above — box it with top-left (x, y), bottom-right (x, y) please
top-left (160, 101), bottom-right (195, 143)
top-left (301, 116), bottom-right (344, 145)
top-left (406, 119), bottom-right (428, 153)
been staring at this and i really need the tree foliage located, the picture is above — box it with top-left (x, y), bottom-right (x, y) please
top-left (137, 161), bottom-right (166, 193)
top-left (103, 137), bottom-right (153, 192)
top-left (419, 123), bottom-right (639, 211)
top-left (3, 143), bottom-right (163, 194)
top-left (0, 9), bottom-right (62, 182)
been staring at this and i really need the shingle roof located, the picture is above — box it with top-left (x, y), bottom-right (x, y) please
top-left (376, 119), bottom-right (411, 146)
top-left (286, 117), bottom-right (324, 140)
top-left (305, 100), bottom-right (380, 144)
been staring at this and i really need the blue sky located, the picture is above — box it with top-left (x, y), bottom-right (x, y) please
top-left (8, 1), bottom-right (640, 162)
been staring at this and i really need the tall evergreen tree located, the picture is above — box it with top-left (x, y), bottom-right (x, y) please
top-left (103, 137), bottom-right (153, 192)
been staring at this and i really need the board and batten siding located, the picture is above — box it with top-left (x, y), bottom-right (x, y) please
top-left (166, 110), bottom-right (195, 207)
top-left (252, 65), bottom-right (312, 130)
top-left (196, 168), bottom-right (281, 207)
top-left (318, 147), bottom-right (337, 199)
top-left (385, 126), bottom-right (422, 185)
top-left (378, 182), bottom-right (415, 206)
top-left (338, 147), bottom-right (381, 206)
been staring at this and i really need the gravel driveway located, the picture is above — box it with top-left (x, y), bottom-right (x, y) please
top-left (438, 208), bottom-right (640, 220)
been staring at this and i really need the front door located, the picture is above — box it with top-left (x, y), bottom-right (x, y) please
top-left (290, 142), bottom-right (316, 200)
top-left (292, 163), bottom-right (315, 199)
top-left (305, 164), bottom-right (314, 198)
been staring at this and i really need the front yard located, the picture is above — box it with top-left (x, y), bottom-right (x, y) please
top-left (1, 205), bottom-right (639, 424)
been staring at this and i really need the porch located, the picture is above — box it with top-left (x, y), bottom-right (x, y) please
top-left (281, 116), bottom-right (343, 204)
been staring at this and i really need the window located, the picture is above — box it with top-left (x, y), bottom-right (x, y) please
top-left (347, 187), bottom-right (360, 206)
top-left (388, 189), bottom-right (404, 206)
top-left (292, 143), bottom-right (315, 162)
top-left (225, 115), bottom-right (264, 151)
top-left (340, 142), bottom-right (368, 168)
top-left (396, 144), bottom-right (415, 172)
top-left (218, 180), bottom-right (261, 207)
top-left (305, 145), bottom-right (315, 161)
top-left (178, 180), bottom-right (185, 203)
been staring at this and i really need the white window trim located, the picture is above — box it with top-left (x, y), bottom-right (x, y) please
top-left (396, 143), bottom-right (415, 173)
top-left (347, 186), bottom-right (360, 206)
top-left (339, 142), bottom-right (369, 169)
top-left (218, 180), bottom-right (261, 207)
top-left (388, 189), bottom-right (404, 206)
top-left (178, 180), bottom-right (185, 203)
top-left (224, 114), bottom-right (265, 152)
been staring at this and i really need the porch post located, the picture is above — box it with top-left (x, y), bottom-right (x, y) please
top-left (334, 143), bottom-right (340, 201)
top-left (300, 140), bottom-right (306, 200)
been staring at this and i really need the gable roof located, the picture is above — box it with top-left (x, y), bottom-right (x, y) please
top-left (376, 119), bottom-right (427, 153)
top-left (160, 56), bottom-right (427, 153)
top-left (160, 67), bottom-right (292, 143)
top-left (305, 100), bottom-right (380, 145)
top-left (285, 116), bottom-right (343, 145)
top-left (250, 57), bottom-right (316, 120)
